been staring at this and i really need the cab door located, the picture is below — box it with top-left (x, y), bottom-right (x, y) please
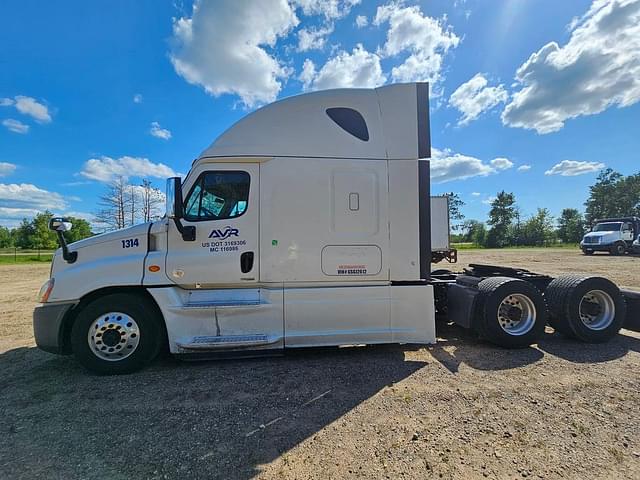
top-left (622, 222), bottom-right (634, 242)
top-left (165, 164), bottom-right (259, 287)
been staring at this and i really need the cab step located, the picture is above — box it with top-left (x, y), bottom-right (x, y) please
top-left (176, 334), bottom-right (277, 350)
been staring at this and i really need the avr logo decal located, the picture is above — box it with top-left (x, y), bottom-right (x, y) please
top-left (209, 226), bottom-right (239, 240)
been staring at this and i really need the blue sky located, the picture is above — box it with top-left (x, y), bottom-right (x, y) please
top-left (1, 0), bottom-right (639, 228)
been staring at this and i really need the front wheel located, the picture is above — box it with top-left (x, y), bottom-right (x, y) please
top-left (475, 277), bottom-right (547, 348)
top-left (582, 249), bottom-right (594, 255)
top-left (71, 293), bottom-right (164, 374)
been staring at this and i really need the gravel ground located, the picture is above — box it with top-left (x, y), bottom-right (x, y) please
top-left (1, 249), bottom-right (639, 479)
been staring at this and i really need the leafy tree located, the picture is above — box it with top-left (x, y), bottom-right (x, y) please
top-left (585, 169), bottom-right (640, 223)
top-left (557, 208), bottom-right (586, 244)
top-left (29, 212), bottom-right (59, 250)
top-left (585, 168), bottom-right (623, 223)
top-left (520, 208), bottom-right (556, 246)
top-left (0, 226), bottom-right (13, 248)
top-left (12, 212), bottom-right (93, 249)
top-left (486, 191), bottom-right (517, 248)
top-left (444, 192), bottom-right (465, 231)
top-left (64, 217), bottom-right (93, 243)
top-left (462, 219), bottom-right (487, 246)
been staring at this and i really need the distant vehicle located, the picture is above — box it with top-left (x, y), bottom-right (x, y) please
top-left (580, 217), bottom-right (640, 255)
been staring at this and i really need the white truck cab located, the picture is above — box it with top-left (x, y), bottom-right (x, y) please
top-left (581, 217), bottom-right (640, 255)
top-left (34, 83), bottom-right (637, 374)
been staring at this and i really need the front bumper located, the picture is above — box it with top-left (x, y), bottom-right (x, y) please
top-left (581, 242), bottom-right (616, 252)
top-left (33, 302), bottom-right (76, 354)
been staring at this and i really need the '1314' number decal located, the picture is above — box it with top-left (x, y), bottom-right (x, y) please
top-left (121, 238), bottom-right (140, 249)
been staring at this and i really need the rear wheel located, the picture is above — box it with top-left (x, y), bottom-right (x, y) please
top-left (475, 277), bottom-right (547, 348)
top-left (545, 275), bottom-right (626, 342)
top-left (71, 293), bottom-right (164, 374)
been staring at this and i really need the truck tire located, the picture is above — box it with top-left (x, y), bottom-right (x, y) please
top-left (475, 277), bottom-right (547, 348)
top-left (545, 275), bottom-right (626, 343)
top-left (610, 242), bottom-right (626, 256)
top-left (582, 249), bottom-right (594, 255)
top-left (70, 293), bottom-right (164, 374)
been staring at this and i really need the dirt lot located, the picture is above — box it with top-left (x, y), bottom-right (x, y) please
top-left (1, 249), bottom-right (639, 479)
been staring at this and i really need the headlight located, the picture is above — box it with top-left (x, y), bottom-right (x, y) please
top-left (37, 278), bottom-right (55, 303)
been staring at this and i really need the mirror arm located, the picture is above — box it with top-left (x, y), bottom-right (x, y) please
top-left (56, 231), bottom-right (78, 264)
top-left (173, 217), bottom-right (196, 242)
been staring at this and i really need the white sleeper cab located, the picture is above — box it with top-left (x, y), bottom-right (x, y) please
top-left (34, 83), bottom-right (639, 374)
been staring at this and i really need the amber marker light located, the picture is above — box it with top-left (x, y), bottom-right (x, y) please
top-left (148, 265), bottom-right (161, 272)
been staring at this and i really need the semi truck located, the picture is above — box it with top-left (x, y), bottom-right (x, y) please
top-left (581, 217), bottom-right (640, 255)
top-left (34, 83), bottom-right (639, 374)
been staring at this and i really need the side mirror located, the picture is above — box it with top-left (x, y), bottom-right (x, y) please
top-left (48, 217), bottom-right (77, 263)
top-left (166, 177), bottom-right (195, 241)
top-left (49, 217), bottom-right (73, 232)
top-left (166, 177), bottom-right (184, 219)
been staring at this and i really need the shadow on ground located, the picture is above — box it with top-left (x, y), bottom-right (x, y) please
top-left (0, 345), bottom-right (425, 479)
top-left (2, 326), bottom-right (639, 479)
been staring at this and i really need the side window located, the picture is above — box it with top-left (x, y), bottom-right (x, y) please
top-left (184, 171), bottom-right (250, 221)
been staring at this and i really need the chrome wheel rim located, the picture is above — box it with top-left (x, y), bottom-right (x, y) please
top-left (579, 290), bottom-right (615, 330)
top-left (497, 293), bottom-right (537, 336)
top-left (88, 312), bottom-right (140, 361)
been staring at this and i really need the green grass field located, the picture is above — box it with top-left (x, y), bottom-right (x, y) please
top-left (0, 253), bottom-right (54, 264)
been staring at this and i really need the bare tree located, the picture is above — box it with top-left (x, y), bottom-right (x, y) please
top-left (95, 176), bottom-right (131, 231)
top-left (140, 179), bottom-right (164, 222)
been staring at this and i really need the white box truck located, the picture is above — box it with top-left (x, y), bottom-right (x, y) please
top-left (580, 217), bottom-right (640, 255)
top-left (34, 83), bottom-right (639, 374)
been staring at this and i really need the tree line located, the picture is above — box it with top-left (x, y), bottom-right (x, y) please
top-left (0, 177), bottom-right (164, 249)
top-left (0, 212), bottom-right (93, 250)
top-left (449, 168), bottom-right (639, 248)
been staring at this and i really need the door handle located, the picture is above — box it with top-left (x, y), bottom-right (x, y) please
top-left (240, 251), bottom-right (254, 273)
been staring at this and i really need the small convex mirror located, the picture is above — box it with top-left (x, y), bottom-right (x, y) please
top-left (49, 217), bottom-right (73, 232)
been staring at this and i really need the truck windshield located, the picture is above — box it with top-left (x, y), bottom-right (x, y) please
top-left (593, 222), bottom-right (621, 232)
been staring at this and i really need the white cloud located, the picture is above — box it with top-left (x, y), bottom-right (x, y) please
top-left (299, 59), bottom-right (317, 89)
top-left (490, 157), bottom-right (514, 170)
top-left (431, 148), bottom-right (497, 183)
top-left (482, 195), bottom-right (497, 205)
top-left (373, 3), bottom-right (459, 86)
top-left (544, 160), bottom-right (605, 176)
top-left (293, 0), bottom-right (360, 19)
top-left (502, 0), bottom-right (640, 134)
top-left (0, 183), bottom-right (67, 213)
top-left (79, 156), bottom-right (178, 183)
top-left (297, 24), bottom-right (334, 51)
top-left (517, 164), bottom-right (532, 172)
top-left (471, 192), bottom-right (481, 196)
top-left (13, 96), bottom-right (51, 123)
top-left (449, 73), bottom-right (508, 125)
top-left (169, 0), bottom-right (299, 107)
top-left (301, 44), bottom-right (386, 90)
top-left (0, 162), bottom-right (17, 177)
top-left (2, 119), bottom-right (29, 134)
top-left (150, 122), bottom-right (172, 140)
top-left (0, 98), bottom-right (15, 107)
top-left (355, 15), bottom-right (368, 28)
top-left (133, 94), bottom-right (143, 104)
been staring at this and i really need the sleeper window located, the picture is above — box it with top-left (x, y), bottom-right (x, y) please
top-left (184, 171), bottom-right (250, 221)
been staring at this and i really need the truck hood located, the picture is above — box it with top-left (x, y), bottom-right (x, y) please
top-left (67, 222), bottom-right (152, 251)
top-left (49, 222), bottom-right (154, 302)
top-left (582, 231), bottom-right (618, 242)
